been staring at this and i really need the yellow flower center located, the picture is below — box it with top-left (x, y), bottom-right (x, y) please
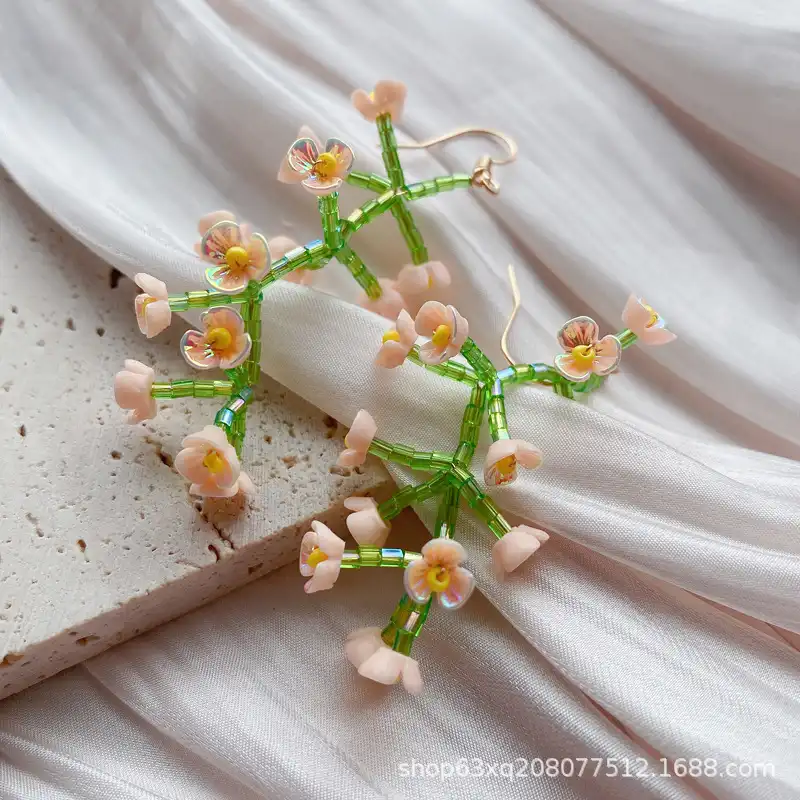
top-left (494, 454), bottom-right (517, 478)
top-left (427, 274), bottom-right (434, 288)
top-left (426, 565), bottom-right (451, 593)
top-left (307, 546), bottom-right (328, 570)
top-left (206, 326), bottom-right (232, 352)
top-left (643, 302), bottom-right (658, 328)
top-left (431, 324), bottom-right (452, 349)
top-left (224, 245), bottom-right (250, 273)
top-left (313, 152), bottom-right (338, 180)
top-left (571, 344), bottom-right (596, 368)
top-left (368, 91), bottom-right (375, 102)
top-left (382, 329), bottom-right (401, 344)
top-left (202, 449), bottom-right (226, 474)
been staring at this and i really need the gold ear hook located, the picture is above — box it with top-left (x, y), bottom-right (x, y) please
top-left (500, 264), bottom-right (521, 365)
top-left (396, 127), bottom-right (517, 195)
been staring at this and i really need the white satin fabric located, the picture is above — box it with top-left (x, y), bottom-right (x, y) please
top-left (1, 1), bottom-right (799, 798)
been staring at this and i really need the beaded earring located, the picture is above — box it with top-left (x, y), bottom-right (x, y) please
top-left (298, 275), bottom-right (676, 695)
top-left (114, 79), bottom-right (517, 496)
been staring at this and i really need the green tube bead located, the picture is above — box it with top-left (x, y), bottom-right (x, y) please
top-left (261, 240), bottom-right (331, 286)
top-left (340, 547), bottom-right (421, 569)
top-left (214, 387), bottom-right (253, 444)
top-left (376, 114), bottom-right (406, 188)
top-left (335, 245), bottom-right (382, 299)
top-left (377, 473), bottom-right (449, 521)
top-left (460, 338), bottom-right (498, 384)
top-left (454, 383), bottom-right (488, 466)
top-left (381, 594), bottom-right (432, 655)
top-left (617, 329), bottom-right (638, 349)
top-left (368, 439), bottom-right (453, 471)
top-left (150, 380), bottom-right (233, 399)
top-left (487, 379), bottom-right (510, 442)
top-left (318, 193), bottom-right (343, 251)
top-left (346, 171), bottom-right (392, 193)
top-left (434, 486), bottom-right (460, 539)
top-left (406, 347), bottom-right (477, 384)
top-left (168, 290), bottom-right (240, 312)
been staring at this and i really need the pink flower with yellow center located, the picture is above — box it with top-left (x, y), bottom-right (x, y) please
top-left (133, 273), bottom-right (171, 338)
top-left (298, 521), bottom-right (345, 593)
top-left (113, 359), bottom-right (157, 424)
top-left (351, 80), bottom-right (407, 122)
top-left (196, 211), bottom-right (270, 294)
top-left (345, 627), bottom-right (423, 695)
top-left (414, 301), bottom-right (469, 365)
top-left (483, 439), bottom-right (543, 487)
top-left (404, 539), bottom-right (475, 610)
top-left (337, 410), bottom-right (377, 468)
top-left (621, 294), bottom-right (677, 346)
top-left (280, 135), bottom-right (354, 196)
top-left (375, 309), bottom-right (416, 369)
top-left (174, 425), bottom-right (250, 498)
top-left (395, 261), bottom-right (451, 296)
top-left (492, 525), bottom-right (549, 578)
top-left (180, 307), bottom-right (251, 371)
top-left (358, 279), bottom-right (407, 320)
top-left (553, 316), bottom-right (621, 383)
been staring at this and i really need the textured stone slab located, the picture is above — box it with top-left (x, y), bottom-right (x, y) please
top-left (0, 173), bottom-right (391, 699)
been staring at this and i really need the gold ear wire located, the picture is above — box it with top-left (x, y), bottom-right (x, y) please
top-left (500, 264), bottom-right (521, 366)
top-left (396, 127), bottom-right (518, 194)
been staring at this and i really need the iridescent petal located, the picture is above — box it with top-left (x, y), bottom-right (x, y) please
top-left (301, 174), bottom-right (342, 196)
top-left (200, 220), bottom-right (242, 263)
top-left (404, 559), bottom-right (432, 603)
top-left (421, 538), bottom-right (465, 569)
top-left (553, 353), bottom-right (592, 382)
top-left (557, 316), bottom-right (599, 350)
top-left (592, 335), bottom-right (622, 376)
top-left (180, 329), bottom-right (219, 370)
top-left (439, 566), bottom-right (475, 610)
top-left (205, 265), bottom-right (247, 294)
top-left (324, 138), bottom-right (354, 177)
top-left (245, 232), bottom-right (270, 280)
top-left (201, 307), bottom-right (246, 337)
top-left (288, 138), bottom-right (319, 174)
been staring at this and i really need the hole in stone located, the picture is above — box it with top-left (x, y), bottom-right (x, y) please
top-left (96, 326), bottom-right (105, 337)
top-left (77, 539), bottom-right (86, 553)
top-left (110, 450), bottom-right (121, 460)
top-left (109, 268), bottom-right (122, 289)
top-left (66, 318), bottom-right (75, 331)
top-left (17, 424), bottom-right (25, 437)
top-left (76, 635), bottom-right (100, 646)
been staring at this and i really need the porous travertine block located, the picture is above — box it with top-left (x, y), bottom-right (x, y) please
top-left (0, 172), bottom-right (391, 699)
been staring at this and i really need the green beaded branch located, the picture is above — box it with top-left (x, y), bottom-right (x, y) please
top-left (117, 82), bottom-right (509, 487)
top-left (298, 292), bottom-right (677, 694)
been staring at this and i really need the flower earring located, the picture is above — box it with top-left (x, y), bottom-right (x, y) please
top-left (114, 80), bottom-right (518, 499)
top-left (297, 270), bottom-right (676, 696)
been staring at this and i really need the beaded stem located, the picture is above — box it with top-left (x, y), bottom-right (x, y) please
top-left (381, 594), bottom-right (432, 655)
top-left (318, 193), bottom-right (343, 251)
top-left (434, 486), bottom-right (460, 540)
top-left (460, 338), bottom-right (498, 385)
top-left (376, 114), bottom-right (429, 264)
top-left (448, 465), bottom-right (512, 539)
top-left (406, 347), bottom-right (477, 385)
top-left (340, 547), bottom-right (421, 569)
top-left (346, 171), bottom-right (392, 193)
top-left (150, 379), bottom-right (233, 399)
top-left (336, 245), bottom-right (382, 299)
top-left (368, 438), bottom-right (454, 471)
top-left (454, 382), bottom-right (488, 466)
top-left (214, 387), bottom-right (253, 452)
top-left (377, 472), bottom-right (450, 521)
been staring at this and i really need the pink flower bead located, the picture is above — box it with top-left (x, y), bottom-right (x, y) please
top-left (351, 80), bottom-right (407, 122)
top-left (375, 310), bottom-right (416, 369)
top-left (113, 360), bottom-right (156, 424)
top-left (483, 439), bottom-right (543, 487)
top-left (621, 294), bottom-right (677, 346)
top-left (553, 316), bottom-right (621, 383)
top-left (492, 525), bottom-right (549, 578)
top-left (133, 273), bottom-right (171, 338)
top-left (337, 410), bottom-right (377, 468)
top-left (414, 301), bottom-right (469, 365)
top-left (345, 627), bottom-right (423, 695)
